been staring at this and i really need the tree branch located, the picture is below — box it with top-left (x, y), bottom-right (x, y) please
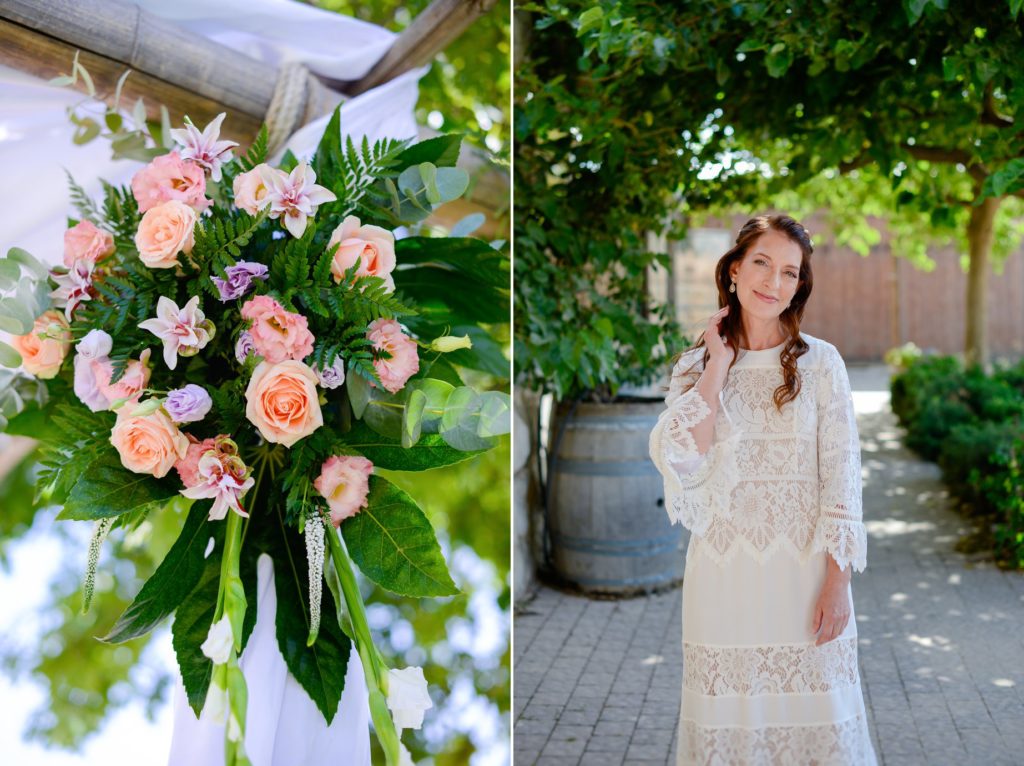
top-left (981, 82), bottom-right (1014, 128)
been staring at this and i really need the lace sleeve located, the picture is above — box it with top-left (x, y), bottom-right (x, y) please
top-left (649, 355), bottom-right (732, 532)
top-left (811, 345), bottom-right (867, 572)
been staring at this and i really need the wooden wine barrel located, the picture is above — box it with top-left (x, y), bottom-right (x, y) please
top-left (548, 400), bottom-right (686, 596)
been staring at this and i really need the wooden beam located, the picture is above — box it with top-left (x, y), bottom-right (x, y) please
top-left (0, 0), bottom-right (507, 229)
top-left (346, 0), bottom-right (498, 96)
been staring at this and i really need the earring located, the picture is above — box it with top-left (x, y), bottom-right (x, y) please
top-left (729, 281), bottom-right (736, 293)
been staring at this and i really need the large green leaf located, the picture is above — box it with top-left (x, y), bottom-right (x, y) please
top-left (341, 476), bottom-right (459, 598)
top-left (172, 554), bottom-right (221, 714)
top-left (392, 134), bottom-right (462, 171)
top-left (393, 267), bottom-right (508, 324)
top-left (102, 501), bottom-right (213, 643)
top-left (342, 421), bottom-right (484, 471)
top-left (171, 514), bottom-right (259, 716)
top-left (59, 452), bottom-right (180, 521)
top-left (271, 507), bottom-right (351, 724)
top-left (395, 237), bottom-right (508, 289)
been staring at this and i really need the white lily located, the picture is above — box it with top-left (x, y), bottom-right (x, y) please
top-left (170, 112), bottom-right (239, 182)
top-left (138, 295), bottom-right (215, 370)
top-left (258, 162), bottom-right (337, 238)
top-left (200, 615), bottom-right (234, 665)
top-left (386, 666), bottom-right (433, 731)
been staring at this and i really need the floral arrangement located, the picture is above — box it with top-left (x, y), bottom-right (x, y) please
top-left (0, 101), bottom-right (510, 766)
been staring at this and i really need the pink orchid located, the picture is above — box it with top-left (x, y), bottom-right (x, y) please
top-left (258, 163), bottom-right (336, 238)
top-left (170, 112), bottom-right (238, 183)
top-left (138, 295), bottom-right (215, 370)
top-left (50, 259), bottom-right (95, 321)
top-left (179, 438), bottom-right (255, 520)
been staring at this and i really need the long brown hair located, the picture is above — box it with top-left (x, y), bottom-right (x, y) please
top-left (671, 214), bottom-right (814, 411)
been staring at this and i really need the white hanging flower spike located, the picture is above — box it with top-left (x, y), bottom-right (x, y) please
top-left (170, 112), bottom-right (238, 182)
top-left (305, 509), bottom-right (326, 646)
top-left (82, 517), bottom-right (115, 613)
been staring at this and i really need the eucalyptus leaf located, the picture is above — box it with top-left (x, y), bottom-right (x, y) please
top-left (0, 260), bottom-right (21, 290)
top-left (419, 162), bottom-right (441, 205)
top-left (439, 387), bottom-right (495, 451)
top-left (402, 388), bottom-right (427, 448)
top-left (433, 167), bottom-right (470, 201)
top-left (476, 391), bottom-right (512, 438)
top-left (408, 378), bottom-right (455, 432)
top-left (341, 476), bottom-right (459, 598)
top-left (8, 248), bottom-right (49, 279)
top-left (0, 340), bottom-right (22, 368)
top-left (450, 213), bottom-right (486, 237)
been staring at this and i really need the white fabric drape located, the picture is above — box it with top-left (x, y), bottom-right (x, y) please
top-left (0, 2), bottom-right (428, 763)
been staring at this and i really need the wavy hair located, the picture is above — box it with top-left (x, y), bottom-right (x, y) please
top-left (669, 214), bottom-right (814, 411)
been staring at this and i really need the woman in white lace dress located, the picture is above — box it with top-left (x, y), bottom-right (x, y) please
top-left (649, 214), bottom-right (877, 765)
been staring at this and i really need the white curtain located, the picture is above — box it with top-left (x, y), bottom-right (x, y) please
top-left (0, 1), bottom-right (428, 763)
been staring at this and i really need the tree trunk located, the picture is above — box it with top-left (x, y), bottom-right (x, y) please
top-left (964, 194), bottom-right (1000, 367)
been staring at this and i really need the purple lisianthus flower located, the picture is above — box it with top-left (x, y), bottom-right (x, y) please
top-left (315, 357), bottom-right (346, 389)
top-left (212, 261), bottom-right (269, 301)
top-left (235, 331), bottom-right (257, 364)
top-left (165, 384), bottom-right (212, 423)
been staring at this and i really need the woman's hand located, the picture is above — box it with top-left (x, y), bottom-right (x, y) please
top-left (811, 574), bottom-right (852, 645)
top-left (703, 307), bottom-right (736, 368)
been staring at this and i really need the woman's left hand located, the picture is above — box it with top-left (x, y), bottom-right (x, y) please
top-left (811, 579), bottom-right (851, 646)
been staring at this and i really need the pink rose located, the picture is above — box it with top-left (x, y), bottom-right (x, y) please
top-left (240, 295), bottom-right (315, 363)
top-left (232, 165), bottom-right (272, 216)
top-left (64, 220), bottom-right (114, 267)
top-left (130, 151), bottom-right (210, 213)
top-left (110, 408), bottom-right (189, 478)
top-left (94, 349), bottom-right (152, 406)
top-left (11, 311), bottom-right (71, 379)
top-left (175, 434), bottom-right (217, 488)
top-left (135, 200), bottom-right (197, 269)
top-left (367, 319), bottom-right (419, 394)
top-left (244, 360), bottom-right (323, 447)
top-left (313, 455), bottom-right (373, 527)
top-left (327, 215), bottom-right (396, 291)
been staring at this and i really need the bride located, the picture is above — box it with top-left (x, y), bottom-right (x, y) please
top-left (649, 214), bottom-right (878, 765)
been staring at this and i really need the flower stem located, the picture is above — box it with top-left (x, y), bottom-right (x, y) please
top-left (325, 525), bottom-right (401, 765)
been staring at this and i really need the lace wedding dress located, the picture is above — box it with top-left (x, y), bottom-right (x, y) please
top-left (649, 333), bottom-right (877, 766)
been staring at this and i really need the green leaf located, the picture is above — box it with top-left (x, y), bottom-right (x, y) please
top-left (59, 452), bottom-right (180, 521)
top-left (341, 476), bottom-right (459, 597)
top-left (476, 391), bottom-right (512, 438)
top-left (0, 340), bottom-right (21, 368)
top-left (578, 6), bottom-right (604, 35)
top-left (439, 387), bottom-right (496, 451)
top-left (272, 509), bottom-right (351, 724)
top-left (7, 247), bottom-right (49, 279)
top-left (402, 388), bottom-right (427, 448)
top-left (392, 134), bottom-right (462, 170)
top-left (0, 259), bottom-right (21, 290)
top-left (341, 421), bottom-right (483, 471)
top-left (101, 500), bottom-right (211, 643)
top-left (172, 553), bottom-right (221, 714)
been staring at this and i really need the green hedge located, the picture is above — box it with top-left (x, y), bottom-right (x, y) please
top-left (890, 354), bottom-right (1024, 568)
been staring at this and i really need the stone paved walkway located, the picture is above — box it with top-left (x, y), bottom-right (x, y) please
top-left (512, 365), bottom-right (1024, 765)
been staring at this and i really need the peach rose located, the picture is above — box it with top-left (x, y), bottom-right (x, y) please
top-left (244, 360), bottom-right (323, 447)
top-left (367, 318), bottom-right (419, 394)
top-left (11, 311), bottom-right (71, 379)
top-left (313, 455), bottom-right (373, 527)
top-left (232, 164), bottom-right (272, 216)
top-left (240, 295), bottom-right (314, 363)
top-left (131, 150), bottom-right (210, 213)
top-left (64, 220), bottom-right (115, 267)
top-left (94, 348), bottom-right (152, 407)
top-left (110, 408), bottom-right (189, 478)
top-left (327, 215), bottom-right (397, 291)
top-left (135, 200), bottom-right (197, 269)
